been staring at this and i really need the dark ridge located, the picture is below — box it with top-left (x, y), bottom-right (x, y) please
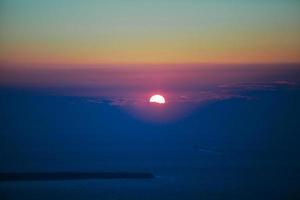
top-left (0, 172), bottom-right (155, 181)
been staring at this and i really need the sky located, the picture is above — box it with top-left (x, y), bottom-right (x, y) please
top-left (1, 0), bottom-right (300, 66)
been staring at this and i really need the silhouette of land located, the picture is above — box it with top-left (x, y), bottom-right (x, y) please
top-left (0, 172), bottom-right (155, 181)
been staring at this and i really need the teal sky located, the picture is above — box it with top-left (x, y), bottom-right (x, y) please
top-left (1, 0), bottom-right (300, 65)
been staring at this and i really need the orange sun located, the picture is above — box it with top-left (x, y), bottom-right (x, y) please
top-left (149, 94), bottom-right (166, 104)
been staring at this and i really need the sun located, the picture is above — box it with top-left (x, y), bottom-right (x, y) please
top-left (149, 94), bottom-right (166, 104)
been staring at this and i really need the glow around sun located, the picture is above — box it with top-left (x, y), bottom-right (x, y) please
top-left (149, 94), bottom-right (166, 104)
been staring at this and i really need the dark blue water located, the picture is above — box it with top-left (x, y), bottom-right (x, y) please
top-left (1, 83), bottom-right (300, 199)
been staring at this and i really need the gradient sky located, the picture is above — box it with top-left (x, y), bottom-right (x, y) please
top-left (1, 0), bottom-right (300, 65)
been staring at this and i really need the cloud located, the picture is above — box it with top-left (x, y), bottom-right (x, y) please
top-left (84, 80), bottom-right (299, 107)
top-left (273, 80), bottom-right (297, 86)
top-left (85, 91), bottom-right (244, 106)
top-left (219, 80), bottom-right (298, 91)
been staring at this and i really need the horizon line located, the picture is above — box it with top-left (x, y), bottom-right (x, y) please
top-left (1, 61), bottom-right (300, 69)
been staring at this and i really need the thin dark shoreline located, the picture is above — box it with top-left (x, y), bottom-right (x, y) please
top-left (0, 172), bottom-right (155, 181)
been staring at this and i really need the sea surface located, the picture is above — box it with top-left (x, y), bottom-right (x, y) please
top-left (1, 66), bottom-right (300, 199)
